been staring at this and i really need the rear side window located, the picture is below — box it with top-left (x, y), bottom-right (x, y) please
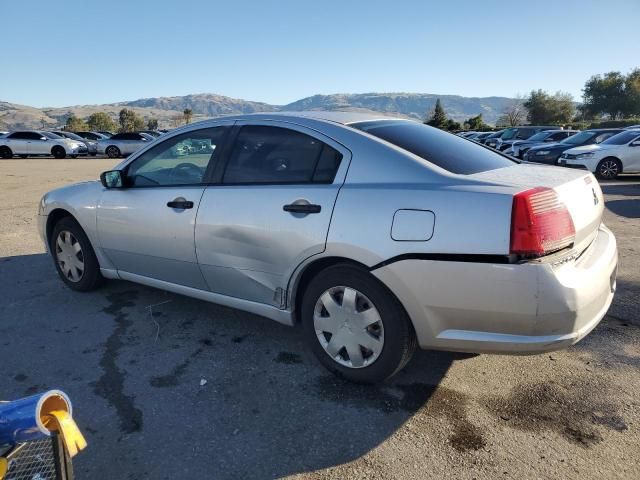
top-left (223, 126), bottom-right (343, 184)
top-left (353, 120), bottom-right (515, 175)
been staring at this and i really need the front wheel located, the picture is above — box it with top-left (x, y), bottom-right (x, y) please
top-left (106, 146), bottom-right (120, 158)
top-left (52, 146), bottom-right (66, 159)
top-left (301, 264), bottom-right (416, 383)
top-left (596, 158), bottom-right (622, 179)
top-left (50, 217), bottom-right (103, 291)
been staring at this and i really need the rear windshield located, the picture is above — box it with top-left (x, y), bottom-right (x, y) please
top-left (352, 120), bottom-right (516, 174)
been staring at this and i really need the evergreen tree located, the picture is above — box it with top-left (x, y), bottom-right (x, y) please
top-left (425, 99), bottom-right (448, 129)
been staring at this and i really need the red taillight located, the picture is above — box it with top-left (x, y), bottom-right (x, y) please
top-left (510, 187), bottom-right (575, 257)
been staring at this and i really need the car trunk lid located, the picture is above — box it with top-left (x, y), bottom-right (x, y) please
top-left (470, 163), bottom-right (604, 254)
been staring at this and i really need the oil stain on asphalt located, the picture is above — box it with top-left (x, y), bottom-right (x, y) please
top-left (485, 380), bottom-right (627, 447)
top-left (150, 347), bottom-right (204, 387)
top-left (93, 289), bottom-right (144, 434)
top-left (316, 377), bottom-right (485, 452)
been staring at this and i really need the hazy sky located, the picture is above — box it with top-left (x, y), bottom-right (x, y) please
top-left (3, 0), bottom-right (639, 107)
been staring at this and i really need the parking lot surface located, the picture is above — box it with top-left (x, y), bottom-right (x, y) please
top-left (1, 159), bottom-right (639, 479)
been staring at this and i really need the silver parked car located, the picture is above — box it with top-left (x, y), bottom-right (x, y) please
top-left (97, 132), bottom-right (155, 158)
top-left (0, 130), bottom-right (88, 159)
top-left (51, 131), bottom-right (98, 156)
top-left (38, 112), bottom-right (617, 382)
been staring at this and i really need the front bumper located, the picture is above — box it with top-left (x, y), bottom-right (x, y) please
top-left (373, 224), bottom-right (617, 354)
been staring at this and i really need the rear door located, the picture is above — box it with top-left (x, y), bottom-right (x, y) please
top-left (4, 132), bottom-right (30, 154)
top-left (195, 121), bottom-right (350, 307)
top-left (622, 132), bottom-right (640, 171)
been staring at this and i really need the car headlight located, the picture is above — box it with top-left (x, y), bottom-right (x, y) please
top-left (535, 150), bottom-right (551, 155)
top-left (576, 152), bottom-right (595, 159)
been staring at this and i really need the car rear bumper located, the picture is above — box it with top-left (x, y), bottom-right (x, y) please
top-left (372, 224), bottom-right (617, 354)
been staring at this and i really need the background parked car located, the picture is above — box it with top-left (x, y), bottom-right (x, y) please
top-left (481, 129), bottom-right (506, 147)
top-left (524, 128), bottom-right (624, 165)
top-left (492, 126), bottom-right (560, 151)
top-left (0, 130), bottom-right (87, 159)
top-left (98, 132), bottom-right (155, 158)
top-left (75, 131), bottom-right (109, 142)
top-left (97, 131), bottom-right (114, 138)
top-left (140, 130), bottom-right (163, 138)
top-left (560, 129), bottom-right (640, 178)
top-left (505, 130), bottom-right (578, 158)
top-left (51, 130), bottom-right (98, 156)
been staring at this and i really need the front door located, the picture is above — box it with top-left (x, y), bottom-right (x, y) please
top-left (97, 125), bottom-right (230, 289)
top-left (195, 121), bottom-right (350, 306)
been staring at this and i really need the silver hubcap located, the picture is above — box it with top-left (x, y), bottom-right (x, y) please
top-left (55, 230), bottom-right (84, 282)
top-left (600, 160), bottom-right (618, 177)
top-left (314, 286), bottom-right (384, 368)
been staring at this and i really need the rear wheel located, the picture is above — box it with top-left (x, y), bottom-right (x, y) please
top-left (50, 217), bottom-right (103, 291)
top-left (52, 146), bottom-right (66, 159)
top-left (0, 146), bottom-right (12, 159)
top-left (596, 157), bottom-right (622, 179)
top-left (106, 146), bottom-right (120, 158)
top-left (301, 264), bottom-right (416, 383)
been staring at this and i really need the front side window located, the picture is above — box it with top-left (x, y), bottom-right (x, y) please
top-left (8, 132), bottom-right (30, 139)
top-left (223, 126), bottom-right (343, 184)
top-left (125, 127), bottom-right (227, 187)
top-left (353, 120), bottom-right (515, 175)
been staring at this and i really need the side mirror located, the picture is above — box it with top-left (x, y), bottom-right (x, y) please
top-left (100, 170), bottom-right (123, 188)
top-left (630, 141), bottom-right (640, 147)
top-left (40, 136), bottom-right (47, 141)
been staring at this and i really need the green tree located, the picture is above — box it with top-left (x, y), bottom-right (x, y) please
top-left (524, 90), bottom-right (575, 125)
top-left (425, 99), bottom-right (448, 129)
top-left (118, 108), bottom-right (145, 132)
top-left (183, 108), bottom-right (193, 124)
top-left (147, 118), bottom-right (159, 130)
top-left (87, 112), bottom-right (117, 132)
top-left (582, 71), bottom-right (633, 119)
top-left (445, 119), bottom-right (461, 131)
top-left (65, 114), bottom-right (87, 132)
top-left (464, 114), bottom-right (489, 130)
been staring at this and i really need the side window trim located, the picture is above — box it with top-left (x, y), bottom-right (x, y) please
top-left (218, 123), bottom-right (347, 186)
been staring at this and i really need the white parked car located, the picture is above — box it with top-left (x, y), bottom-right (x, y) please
top-left (97, 132), bottom-right (155, 158)
top-left (560, 129), bottom-right (640, 179)
top-left (51, 131), bottom-right (98, 156)
top-left (0, 130), bottom-right (88, 159)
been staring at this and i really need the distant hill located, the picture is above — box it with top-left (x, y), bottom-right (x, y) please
top-left (0, 92), bottom-right (516, 130)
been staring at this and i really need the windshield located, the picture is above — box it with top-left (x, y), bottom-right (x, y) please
top-left (59, 132), bottom-right (84, 141)
top-left (42, 131), bottom-right (62, 139)
top-left (353, 120), bottom-right (516, 175)
top-left (602, 130), bottom-right (640, 145)
top-left (500, 128), bottom-right (517, 140)
top-left (527, 131), bottom-right (551, 142)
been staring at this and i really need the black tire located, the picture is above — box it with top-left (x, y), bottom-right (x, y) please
top-left (50, 216), bottom-right (104, 291)
top-left (0, 146), bottom-right (12, 159)
top-left (52, 146), bottom-right (66, 159)
top-left (596, 157), bottom-right (622, 179)
top-left (106, 146), bottom-right (120, 158)
top-left (19, 154), bottom-right (28, 159)
top-left (301, 264), bottom-right (416, 383)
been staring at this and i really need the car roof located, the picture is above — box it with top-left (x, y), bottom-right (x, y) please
top-left (186, 111), bottom-right (404, 127)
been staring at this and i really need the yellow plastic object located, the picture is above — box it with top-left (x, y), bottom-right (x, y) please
top-left (0, 457), bottom-right (7, 480)
top-left (42, 411), bottom-right (87, 458)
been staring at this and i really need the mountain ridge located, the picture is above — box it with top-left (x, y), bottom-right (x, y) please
top-left (0, 92), bottom-right (517, 130)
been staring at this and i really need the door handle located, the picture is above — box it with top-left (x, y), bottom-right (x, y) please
top-left (283, 203), bottom-right (321, 214)
top-left (167, 198), bottom-right (194, 209)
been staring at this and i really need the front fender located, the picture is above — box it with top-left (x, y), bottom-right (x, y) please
top-left (40, 181), bottom-right (115, 270)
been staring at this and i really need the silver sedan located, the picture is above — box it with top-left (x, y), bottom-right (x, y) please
top-left (38, 112), bottom-right (617, 382)
top-left (97, 132), bottom-right (155, 158)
